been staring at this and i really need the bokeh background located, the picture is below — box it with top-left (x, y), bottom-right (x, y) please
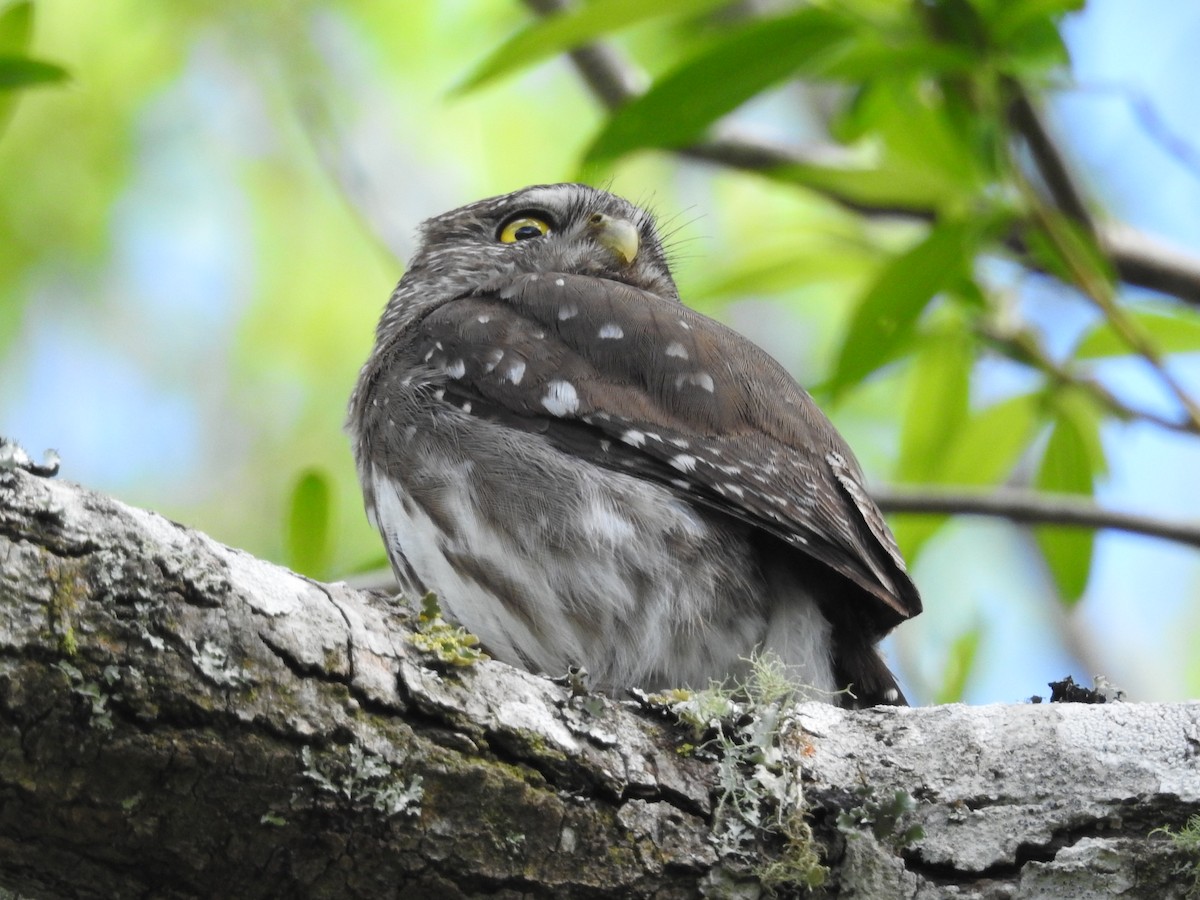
top-left (2, 0), bottom-right (1198, 704)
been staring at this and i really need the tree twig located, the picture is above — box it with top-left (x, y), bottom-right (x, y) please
top-left (873, 484), bottom-right (1200, 551)
top-left (978, 321), bottom-right (1199, 435)
top-left (1008, 90), bottom-right (1096, 232)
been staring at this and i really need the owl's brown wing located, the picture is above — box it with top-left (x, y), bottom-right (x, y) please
top-left (411, 271), bottom-right (921, 629)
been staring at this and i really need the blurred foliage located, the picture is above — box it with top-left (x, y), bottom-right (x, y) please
top-left (1034, 389), bottom-right (1105, 602)
top-left (935, 626), bottom-right (981, 704)
top-left (2, 0), bottom-right (1199, 701)
top-left (285, 466), bottom-right (333, 578)
top-left (0, 2), bottom-right (67, 99)
top-left (1076, 308), bottom-right (1200, 358)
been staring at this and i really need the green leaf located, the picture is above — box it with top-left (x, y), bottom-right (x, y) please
top-left (773, 158), bottom-right (969, 212)
top-left (869, 84), bottom-right (989, 199)
top-left (455, 0), bottom-right (731, 94)
top-left (934, 627), bottom-right (981, 704)
top-left (1074, 309), bottom-right (1200, 359)
top-left (0, 54), bottom-right (67, 89)
top-left (583, 8), bottom-right (856, 164)
top-left (994, 17), bottom-right (1070, 77)
top-left (686, 235), bottom-right (881, 303)
top-left (1034, 392), bottom-right (1105, 604)
top-left (896, 317), bottom-right (972, 483)
top-left (813, 77), bottom-right (991, 213)
top-left (285, 467), bottom-right (333, 578)
top-left (916, 0), bottom-right (989, 52)
top-left (891, 391), bottom-right (1042, 559)
top-left (827, 219), bottom-right (977, 396)
top-left (346, 552), bottom-right (391, 576)
top-left (987, 0), bottom-right (1085, 43)
top-left (0, 3), bottom-right (66, 132)
top-left (940, 393), bottom-right (1046, 484)
top-left (0, 2), bottom-right (33, 54)
top-left (818, 37), bottom-right (977, 82)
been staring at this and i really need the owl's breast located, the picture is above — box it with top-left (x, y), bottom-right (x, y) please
top-left (360, 403), bottom-right (809, 691)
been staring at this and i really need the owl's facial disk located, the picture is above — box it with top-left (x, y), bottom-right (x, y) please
top-left (412, 183), bottom-right (678, 301)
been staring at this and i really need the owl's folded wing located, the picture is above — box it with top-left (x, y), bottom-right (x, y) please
top-left (409, 272), bottom-right (921, 628)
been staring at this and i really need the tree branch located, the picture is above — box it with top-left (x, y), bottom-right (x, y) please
top-left (1102, 221), bottom-right (1200, 305)
top-left (873, 483), bottom-right (1200, 551)
top-left (1, 465), bottom-right (1197, 898)
top-left (1008, 90), bottom-right (1096, 233)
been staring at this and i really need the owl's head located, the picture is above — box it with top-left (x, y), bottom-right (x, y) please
top-left (402, 183), bottom-right (679, 303)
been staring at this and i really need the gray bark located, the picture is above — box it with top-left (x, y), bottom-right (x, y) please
top-left (0, 465), bottom-right (1197, 899)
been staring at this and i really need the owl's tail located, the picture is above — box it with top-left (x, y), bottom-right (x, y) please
top-left (836, 641), bottom-right (909, 708)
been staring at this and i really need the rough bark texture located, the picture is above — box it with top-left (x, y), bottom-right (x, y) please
top-left (0, 465), bottom-right (1197, 899)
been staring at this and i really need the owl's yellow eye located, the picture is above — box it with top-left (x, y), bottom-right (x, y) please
top-left (498, 216), bottom-right (552, 243)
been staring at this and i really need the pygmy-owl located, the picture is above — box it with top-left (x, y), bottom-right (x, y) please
top-left (348, 183), bottom-right (921, 706)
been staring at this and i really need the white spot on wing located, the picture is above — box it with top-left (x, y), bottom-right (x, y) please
top-left (665, 341), bottom-right (689, 359)
top-left (446, 359), bottom-right (466, 379)
top-left (724, 483), bottom-right (745, 498)
top-left (477, 314), bottom-right (491, 324)
top-left (599, 323), bottom-right (624, 339)
top-left (541, 380), bottom-right (579, 416)
top-left (558, 303), bottom-right (578, 320)
top-left (554, 277), bottom-right (565, 287)
top-left (483, 348), bottom-right (505, 373)
top-left (621, 429), bottom-right (646, 447)
top-left (675, 372), bottom-right (716, 392)
top-left (503, 360), bottom-right (526, 385)
top-left (669, 454), bottom-right (698, 473)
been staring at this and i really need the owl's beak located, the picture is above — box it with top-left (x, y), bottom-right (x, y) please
top-left (588, 213), bottom-right (640, 265)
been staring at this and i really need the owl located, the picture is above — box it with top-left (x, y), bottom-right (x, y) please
top-left (347, 183), bottom-right (921, 706)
